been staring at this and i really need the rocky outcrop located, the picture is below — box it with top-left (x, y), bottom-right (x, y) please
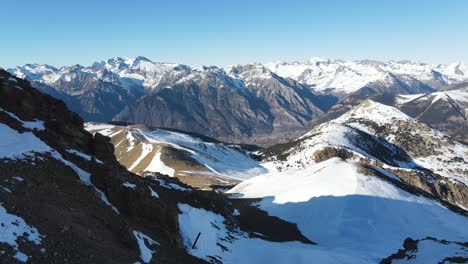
top-left (0, 69), bottom-right (203, 263)
top-left (381, 237), bottom-right (468, 264)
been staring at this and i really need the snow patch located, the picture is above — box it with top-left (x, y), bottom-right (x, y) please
top-left (133, 230), bottom-right (159, 263)
top-left (0, 204), bottom-right (43, 262)
top-left (123, 182), bottom-right (137, 189)
top-left (0, 124), bottom-right (51, 159)
top-left (148, 187), bottom-right (159, 198)
top-left (144, 151), bottom-right (175, 177)
top-left (153, 178), bottom-right (190, 192)
top-left (128, 143), bottom-right (153, 171)
top-left (66, 149), bottom-right (103, 164)
top-left (0, 108), bottom-right (45, 131)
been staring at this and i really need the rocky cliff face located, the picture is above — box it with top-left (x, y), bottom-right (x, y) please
top-left (0, 69), bottom-right (205, 263)
top-left (113, 65), bottom-right (331, 146)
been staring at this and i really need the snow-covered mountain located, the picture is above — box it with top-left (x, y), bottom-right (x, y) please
top-left (85, 123), bottom-right (266, 189)
top-left (265, 58), bottom-right (468, 94)
top-left (394, 89), bottom-right (468, 143)
top-left (263, 100), bottom-right (468, 209)
top-left (1, 68), bottom-right (467, 264)
top-left (218, 99), bottom-right (468, 263)
top-left (8, 57), bottom-right (468, 146)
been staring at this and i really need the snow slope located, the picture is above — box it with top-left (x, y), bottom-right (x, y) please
top-left (395, 90), bottom-right (468, 107)
top-left (178, 202), bottom-right (357, 264)
top-left (227, 158), bottom-right (468, 263)
top-left (85, 123), bottom-right (267, 181)
top-left (131, 128), bottom-right (266, 180)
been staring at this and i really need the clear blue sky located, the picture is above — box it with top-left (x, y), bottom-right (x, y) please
top-left (2, 0), bottom-right (467, 68)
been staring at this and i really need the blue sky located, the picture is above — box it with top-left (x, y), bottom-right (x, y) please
top-left (2, 0), bottom-right (467, 68)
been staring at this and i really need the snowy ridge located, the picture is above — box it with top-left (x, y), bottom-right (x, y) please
top-left (270, 100), bottom-right (467, 185)
top-left (9, 57), bottom-right (468, 96)
top-left (335, 100), bottom-right (468, 185)
top-left (265, 58), bottom-right (468, 93)
top-left (396, 90), bottom-right (468, 108)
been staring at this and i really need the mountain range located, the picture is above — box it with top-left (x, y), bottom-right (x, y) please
top-left (8, 57), bottom-right (468, 146)
top-left (1, 68), bottom-right (467, 263)
top-left (0, 70), bottom-right (468, 263)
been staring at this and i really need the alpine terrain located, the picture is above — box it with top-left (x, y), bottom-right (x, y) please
top-left (1, 57), bottom-right (467, 264)
top-left (9, 57), bottom-right (468, 146)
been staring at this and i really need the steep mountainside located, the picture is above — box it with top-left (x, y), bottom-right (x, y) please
top-left (112, 66), bottom-right (277, 143)
top-left (9, 57), bottom-right (468, 146)
top-left (0, 69), bottom-right (203, 263)
top-left (85, 123), bottom-right (266, 189)
top-left (0, 70), bottom-right (332, 264)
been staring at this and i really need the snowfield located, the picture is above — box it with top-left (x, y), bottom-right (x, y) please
top-left (0, 123), bottom-right (51, 159)
top-left (226, 158), bottom-right (468, 263)
top-left (144, 150), bottom-right (175, 176)
top-left (177, 203), bottom-right (358, 264)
